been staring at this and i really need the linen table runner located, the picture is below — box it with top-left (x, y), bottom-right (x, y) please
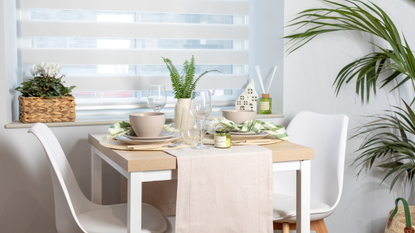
top-left (165, 145), bottom-right (273, 233)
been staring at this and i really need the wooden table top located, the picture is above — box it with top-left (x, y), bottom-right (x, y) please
top-left (89, 134), bottom-right (314, 172)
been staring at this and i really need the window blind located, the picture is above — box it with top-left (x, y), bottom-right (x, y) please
top-left (18, 0), bottom-right (250, 118)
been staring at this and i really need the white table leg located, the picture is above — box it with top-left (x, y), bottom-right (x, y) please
top-left (128, 172), bottom-right (143, 233)
top-left (296, 160), bottom-right (311, 233)
top-left (91, 147), bottom-right (102, 204)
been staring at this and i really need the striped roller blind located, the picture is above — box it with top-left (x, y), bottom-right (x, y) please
top-left (18, 0), bottom-right (250, 118)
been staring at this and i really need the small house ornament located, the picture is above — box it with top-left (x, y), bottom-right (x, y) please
top-left (235, 79), bottom-right (258, 112)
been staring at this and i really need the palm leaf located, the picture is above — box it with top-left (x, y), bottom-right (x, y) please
top-left (353, 100), bottom-right (415, 190)
top-left (285, 0), bottom-right (415, 104)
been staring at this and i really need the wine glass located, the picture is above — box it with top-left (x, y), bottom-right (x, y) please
top-left (181, 110), bottom-right (198, 146)
top-left (147, 85), bottom-right (167, 113)
top-left (189, 90), bottom-right (212, 149)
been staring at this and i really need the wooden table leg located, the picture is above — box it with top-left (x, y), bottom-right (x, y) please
top-left (91, 147), bottom-right (102, 204)
top-left (128, 172), bottom-right (142, 233)
top-left (297, 160), bottom-right (310, 233)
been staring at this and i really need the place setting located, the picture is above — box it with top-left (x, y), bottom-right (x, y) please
top-left (203, 109), bottom-right (288, 146)
top-left (99, 85), bottom-right (188, 151)
top-left (98, 82), bottom-right (290, 152)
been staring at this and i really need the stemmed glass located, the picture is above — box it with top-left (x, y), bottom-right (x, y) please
top-left (189, 90), bottom-right (212, 149)
top-left (147, 85), bottom-right (167, 113)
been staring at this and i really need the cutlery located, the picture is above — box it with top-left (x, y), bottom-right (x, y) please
top-left (166, 140), bottom-right (184, 148)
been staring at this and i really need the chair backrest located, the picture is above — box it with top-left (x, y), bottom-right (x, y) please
top-left (286, 111), bottom-right (348, 211)
top-left (29, 123), bottom-right (94, 233)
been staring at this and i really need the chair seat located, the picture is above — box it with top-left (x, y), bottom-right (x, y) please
top-left (78, 203), bottom-right (169, 233)
top-left (273, 193), bottom-right (331, 223)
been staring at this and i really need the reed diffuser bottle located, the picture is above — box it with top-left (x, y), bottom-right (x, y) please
top-left (255, 65), bottom-right (277, 115)
top-left (259, 93), bottom-right (272, 114)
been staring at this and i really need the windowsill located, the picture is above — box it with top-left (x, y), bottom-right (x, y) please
top-left (4, 113), bottom-right (284, 129)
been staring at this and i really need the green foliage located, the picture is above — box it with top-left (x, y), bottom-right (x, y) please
top-left (353, 100), bottom-right (415, 189)
top-left (286, 0), bottom-right (415, 190)
top-left (162, 55), bottom-right (219, 99)
top-left (15, 75), bottom-right (76, 98)
top-left (285, 0), bottom-right (415, 104)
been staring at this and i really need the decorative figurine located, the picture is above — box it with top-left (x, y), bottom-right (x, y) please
top-left (235, 79), bottom-right (258, 112)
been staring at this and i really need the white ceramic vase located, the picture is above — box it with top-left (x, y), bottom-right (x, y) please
top-left (174, 98), bottom-right (190, 129)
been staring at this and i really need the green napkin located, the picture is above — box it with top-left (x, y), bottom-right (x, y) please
top-left (106, 121), bottom-right (179, 140)
top-left (211, 117), bottom-right (290, 141)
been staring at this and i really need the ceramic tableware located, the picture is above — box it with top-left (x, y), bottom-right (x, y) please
top-left (116, 134), bottom-right (181, 145)
top-left (125, 131), bottom-right (174, 140)
top-left (207, 130), bottom-right (268, 140)
top-left (229, 130), bottom-right (256, 135)
top-left (129, 112), bottom-right (166, 137)
top-left (229, 132), bottom-right (269, 140)
top-left (222, 110), bottom-right (256, 124)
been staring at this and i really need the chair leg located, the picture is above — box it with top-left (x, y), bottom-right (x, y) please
top-left (274, 220), bottom-right (328, 233)
top-left (310, 219), bottom-right (328, 233)
top-left (282, 222), bottom-right (290, 233)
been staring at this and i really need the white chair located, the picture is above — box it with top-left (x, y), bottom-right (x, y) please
top-left (29, 123), bottom-right (172, 233)
top-left (273, 111), bottom-right (348, 233)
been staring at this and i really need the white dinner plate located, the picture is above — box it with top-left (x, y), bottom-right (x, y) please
top-left (230, 132), bottom-right (269, 140)
top-left (208, 130), bottom-right (268, 140)
top-left (125, 131), bottom-right (175, 140)
top-left (116, 134), bottom-right (181, 145)
top-left (229, 130), bottom-right (257, 135)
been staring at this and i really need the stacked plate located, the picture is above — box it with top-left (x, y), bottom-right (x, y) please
top-left (208, 129), bottom-right (269, 140)
top-left (116, 131), bottom-right (180, 145)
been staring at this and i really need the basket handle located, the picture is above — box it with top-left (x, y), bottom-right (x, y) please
top-left (387, 197), bottom-right (415, 233)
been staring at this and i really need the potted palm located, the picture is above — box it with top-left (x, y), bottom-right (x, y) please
top-left (15, 62), bottom-right (76, 123)
top-left (285, 0), bottom-right (415, 189)
top-left (162, 55), bottom-right (219, 128)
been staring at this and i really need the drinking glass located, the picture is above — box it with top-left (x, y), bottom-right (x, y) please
top-left (189, 90), bottom-right (212, 149)
top-left (181, 110), bottom-right (198, 146)
top-left (147, 85), bottom-right (167, 113)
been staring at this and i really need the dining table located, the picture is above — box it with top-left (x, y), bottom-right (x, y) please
top-left (88, 133), bottom-right (314, 233)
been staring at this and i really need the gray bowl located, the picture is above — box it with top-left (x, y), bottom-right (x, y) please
top-left (222, 110), bottom-right (256, 124)
top-left (129, 112), bottom-right (166, 137)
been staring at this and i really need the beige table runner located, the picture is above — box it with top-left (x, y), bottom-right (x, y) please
top-left (165, 145), bottom-right (273, 233)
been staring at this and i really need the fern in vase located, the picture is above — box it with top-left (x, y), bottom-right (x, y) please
top-left (162, 55), bottom-right (219, 99)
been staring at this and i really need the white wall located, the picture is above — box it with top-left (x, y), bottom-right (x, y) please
top-left (1, 0), bottom-right (415, 232)
top-left (0, 3), bottom-right (121, 232)
top-left (277, 0), bottom-right (415, 232)
top-left (250, 0), bottom-right (284, 113)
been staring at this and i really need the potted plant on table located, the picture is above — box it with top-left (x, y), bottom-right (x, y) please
top-left (162, 55), bottom-right (219, 128)
top-left (15, 62), bottom-right (76, 123)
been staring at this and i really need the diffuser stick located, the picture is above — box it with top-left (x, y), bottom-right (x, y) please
top-left (266, 66), bottom-right (278, 94)
top-left (255, 66), bottom-right (266, 93)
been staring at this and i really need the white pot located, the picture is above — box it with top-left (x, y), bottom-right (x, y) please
top-left (174, 98), bottom-right (190, 129)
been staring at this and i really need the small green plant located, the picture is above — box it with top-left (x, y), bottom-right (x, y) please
top-left (15, 62), bottom-right (75, 98)
top-left (162, 55), bottom-right (219, 99)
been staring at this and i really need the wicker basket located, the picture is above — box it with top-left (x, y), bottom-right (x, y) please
top-left (18, 96), bottom-right (76, 123)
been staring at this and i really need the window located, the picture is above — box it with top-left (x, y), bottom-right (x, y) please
top-left (17, 0), bottom-right (250, 120)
